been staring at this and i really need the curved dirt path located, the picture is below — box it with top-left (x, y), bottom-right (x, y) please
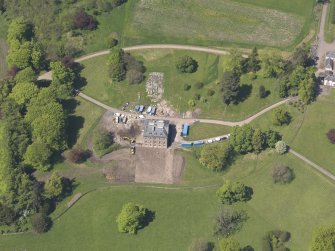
top-left (78, 92), bottom-right (291, 126)
top-left (38, 44), bottom-right (246, 80)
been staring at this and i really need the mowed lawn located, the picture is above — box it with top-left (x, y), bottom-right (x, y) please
top-left (80, 54), bottom-right (151, 109)
top-left (2, 150), bottom-right (335, 250)
top-left (132, 49), bottom-right (281, 121)
top-left (122, 0), bottom-right (314, 48)
top-left (252, 89), bottom-right (335, 175)
top-left (185, 122), bottom-right (231, 141)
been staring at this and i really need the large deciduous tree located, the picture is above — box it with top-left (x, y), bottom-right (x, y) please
top-left (50, 61), bottom-right (75, 99)
top-left (24, 141), bottom-right (53, 171)
top-left (229, 125), bottom-right (254, 154)
top-left (216, 180), bottom-right (252, 205)
top-left (44, 172), bottom-right (63, 199)
top-left (9, 82), bottom-right (39, 105)
top-left (219, 237), bottom-right (241, 251)
top-left (199, 143), bottom-right (232, 171)
top-left (116, 202), bottom-right (149, 234)
top-left (108, 47), bottom-right (125, 82)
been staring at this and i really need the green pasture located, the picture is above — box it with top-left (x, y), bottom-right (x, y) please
top-left (185, 122), bottom-right (231, 141)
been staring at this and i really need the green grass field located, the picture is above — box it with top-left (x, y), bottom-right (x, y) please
top-left (184, 122), bottom-right (231, 141)
top-left (251, 89), bottom-right (335, 175)
top-left (121, 0), bottom-right (314, 49)
top-left (2, 150), bottom-right (335, 250)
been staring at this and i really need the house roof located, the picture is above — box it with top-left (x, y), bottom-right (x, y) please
top-left (326, 58), bottom-right (333, 69)
top-left (326, 51), bottom-right (335, 59)
top-left (143, 119), bottom-right (169, 138)
top-left (325, 74), bottom-right (335, 81)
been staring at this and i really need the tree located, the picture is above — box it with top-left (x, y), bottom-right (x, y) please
top-left (0, 204), bottom-right (16, 226)
top-left (272, 107), bottom-right (290, 126)
top-left (216, 180), bottom-right (252, 204)
top-left (93, 129), bottom-right (114, 153)
top-left (68, 146), bottom-right (91, 164)
top-left (7, 40), bottom-right (32, 69)
top-left (272, 165), bottom-right (294, 184)
top-left (291, 45), bottom-right (310, 68)
top-left (31, 212), bottom-right (50, 233)
top-left (14, 67), bottom-right (37, 83)
top-left (214, 206), bottom-right (246, 236)
top-left (176, 56), bottom-right (198, 73)
top-left (188, 99), bottom-right (196, 107)
top-left (248, 47), bottom-right (260, 73)
top-left (188, 239), bottom-right (214, 251)
top-left (221, 71), bottom-right (240, 105)
top-left (252, 128), bottom-right (266, 154)
top-left (230, 125), bottom-right (254, 154)
top-left (24, 141), bottom-right (53, 171)
top-left (275, 141), bottom-right (287, 154)
top-left (9, 82), bottom-right (39, 106)
top-left (116, 202), bottom-right (150, 234)
top-left (108, 47), bottom-right (125, 82)
top-left (7, 17), bottom-right (33, 42)
top-left (50, 61), bottom-right (75, 99)
top-left (219, 237), bottom-right (241, 251)
top-left (298, 68), bottom-right (318, 104)
top-left (327, 129), bottom-right (335, 144)
top-left (260, 50), bottom-right (285, 78)
top-left (44, 172), bottom-right (63, 199)
top-left (199, 143), bottom-right (233, 171)
top-left (310, 225), bottom-right (335, 251)
top-left (223, 49), bottom-right (245, 75)
top-left (265, 130), bottom-right (281, 148)
top-left (26, 100), bottom-right (67, 151)
top-left (31, 40), bottom-right (45, 71)
top-left (72, 8), bottom-right (98, 30)
top-left (258, 85), bottom-right (266, 98)
top-left (263, 230), bottom-right (291, 251)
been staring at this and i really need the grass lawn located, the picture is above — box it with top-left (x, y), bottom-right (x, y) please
top-left (67, 96), bottom-right (104, 148)
top-left (252, 89), bottom-right (335, 175)
top-left (132, 49), bottom-right (281, 121)
top-left (2, 149), bottom-right (335, 250)
top-left (184, 122), bottom-right (231, 141)
top-left (0, 14), bottom-right (8, 79)
top-left (80, 54), bottom-right (151, 109)
top-left (121, 0), bottom-right (314, 49)
top-left (325, 0), bottom-right (335, 43)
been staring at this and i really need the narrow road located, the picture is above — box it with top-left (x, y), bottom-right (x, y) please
top-left (316, 3), bottom-right (335, 70)
top-left (289, 149), bottom-right (335, 182)
top-left (38, 44), bottom-right (247, 81)
top-left (79, 92), bottom-right (291, 126)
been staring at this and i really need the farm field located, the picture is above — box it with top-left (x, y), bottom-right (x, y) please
top-left (185, 122), bottom-right (231, 141)
top-left (325, 0), bottom-right (335, 43)
top-left (123, 0), bottom-right (315, 48)
top-left (80, 49), bottom-right (281, 121)
top-left (1, 150), bottom-right (335, 250)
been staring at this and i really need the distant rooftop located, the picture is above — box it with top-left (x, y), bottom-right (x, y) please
top-left (326, 51), bottom-right (335, 59)
top-left (143, 120), bottom-right (169, 138)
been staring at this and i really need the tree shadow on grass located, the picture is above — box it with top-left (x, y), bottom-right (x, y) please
top-left (67, 115), bottom-right (85, 148)
top-left (236, 84), bottom-right (252, 104)
top-left (140, 210), bottom-right (156, 231)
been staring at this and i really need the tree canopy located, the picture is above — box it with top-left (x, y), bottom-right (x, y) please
top-left (9, 82), bottom-right (39, 105)
top-left (310, 225), bottom-right (335, 251)
top-left (199, 143), bottom-right (232, 171)
top-left (216, 180), bottom-right (252, 204)
top-left (221, 70), bottom-right (240, 105)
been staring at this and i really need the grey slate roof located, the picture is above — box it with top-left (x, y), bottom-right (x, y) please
top-left (326, 51), bottom-right (335, 60)
top-left (325, 74), bottom-right (335, 82)
top-left (326, 58), bottom-right (333, 70)
top-left (143, 119), bottom-right (169, 138)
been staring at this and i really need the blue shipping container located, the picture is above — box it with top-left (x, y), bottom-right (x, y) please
top-left (180, 143), bottom-right (193, 147)
top-left (182, 124), bottom-right (189, 136)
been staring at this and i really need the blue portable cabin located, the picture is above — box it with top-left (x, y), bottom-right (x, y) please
top-left (139, 105), bottom-right (144, 112)
top-left (180, 142), bottom-right (193, 147)
top-left (182, 124), bottom-right (189, 137)
top-left (192, 140), bottom-right (204, 147)
top-left (150, 107), bottom-right (156, 115)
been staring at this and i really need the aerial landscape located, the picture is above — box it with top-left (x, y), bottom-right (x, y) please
top-left (1, 0), bottom-right (335, 250)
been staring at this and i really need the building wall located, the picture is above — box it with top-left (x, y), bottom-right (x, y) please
top-left (143, 136), bottom-right (167, 148)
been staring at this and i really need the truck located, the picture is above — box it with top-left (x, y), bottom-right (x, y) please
top-left (192, 140), bottom-right (204, 147)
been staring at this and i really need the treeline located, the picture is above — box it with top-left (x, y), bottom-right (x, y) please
top-left (221, 45), bottom-right (318, 105)
top-left (0, 18), bottom-right (77, 233)
top-left (0, 0), bottom-right (127, 60)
